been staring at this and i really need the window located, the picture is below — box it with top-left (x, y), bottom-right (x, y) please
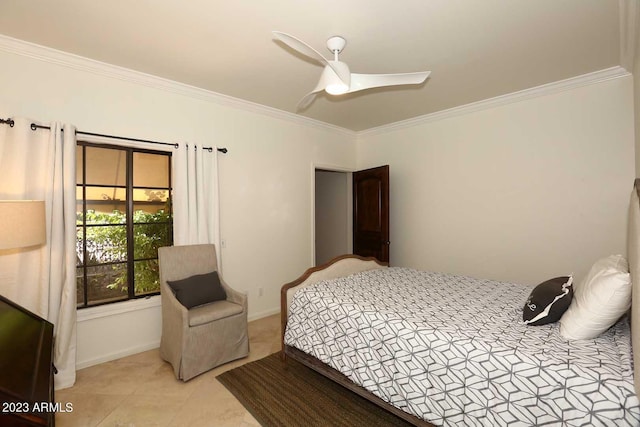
top-left (76, 142), bottom-right (173, 308)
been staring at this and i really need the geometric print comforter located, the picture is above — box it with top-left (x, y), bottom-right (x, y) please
top-left (284, 267), bottom-right (640, 426)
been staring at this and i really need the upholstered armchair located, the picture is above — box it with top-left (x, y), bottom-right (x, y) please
top-left (158, 244), bottom-right (249, 381)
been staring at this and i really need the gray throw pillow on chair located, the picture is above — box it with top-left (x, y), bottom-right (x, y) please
top-left (167, 271), bottom-right (227, 309)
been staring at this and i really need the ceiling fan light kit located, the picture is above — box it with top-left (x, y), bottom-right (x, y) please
top-left (325, 81), bottom-right (349, 95)
top-left (273, 31), bottom-right (431, 110)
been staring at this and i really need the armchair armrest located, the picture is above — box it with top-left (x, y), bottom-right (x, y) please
top-left (220, 278), bottom-right (247, 310)
top-left (162, 283), bottom-right (189, 321)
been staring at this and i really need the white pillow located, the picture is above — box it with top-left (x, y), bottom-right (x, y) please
top-left (559, 255), bottom-right (631, 340)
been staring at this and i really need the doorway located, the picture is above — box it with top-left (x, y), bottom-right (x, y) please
top-left (313, 165), bottom-right (390, 266)
top-left (314, 168), bottom-right (352, 266)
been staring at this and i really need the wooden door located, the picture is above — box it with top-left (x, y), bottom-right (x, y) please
top-left (352, 165), bottom-right (389, 263)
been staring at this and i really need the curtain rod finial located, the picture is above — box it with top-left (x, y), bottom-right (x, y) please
top-left (0, 118), bottom-right (15, 127)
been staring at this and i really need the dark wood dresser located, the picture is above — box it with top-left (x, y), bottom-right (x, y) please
top-left (0, 294), bottom-right (55, 427)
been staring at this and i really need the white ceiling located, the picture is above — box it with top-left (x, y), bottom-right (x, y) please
top-left (0, 0), bottom-right (623, 131)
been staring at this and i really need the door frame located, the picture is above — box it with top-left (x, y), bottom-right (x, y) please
top-left (310, 163), bottom-right (354, 266)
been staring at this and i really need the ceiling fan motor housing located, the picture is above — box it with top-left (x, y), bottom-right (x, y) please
top-left (323, 61), bottom-right (351, 94)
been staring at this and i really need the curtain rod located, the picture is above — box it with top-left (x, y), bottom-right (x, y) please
top-left (0, 118), bottom-right (228, 154)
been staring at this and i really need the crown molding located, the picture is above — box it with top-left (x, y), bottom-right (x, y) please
top-left (0, 34), bottom-right (356, 138)
top-left (0, 34), bottom-right (630, 140)
top-left (357, 66), bottom-right (631, 138)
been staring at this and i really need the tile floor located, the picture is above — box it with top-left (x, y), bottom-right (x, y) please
top-left (56, 314), bottom-right (281, 427)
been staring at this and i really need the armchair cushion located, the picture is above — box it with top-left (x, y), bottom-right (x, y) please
top-left (189, 300), bottom-right (244, 327)
top-left (167, 271), bottom-right (227, 309)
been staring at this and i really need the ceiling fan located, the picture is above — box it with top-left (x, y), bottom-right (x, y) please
top-left (273, 31), bottom-right (431, 110)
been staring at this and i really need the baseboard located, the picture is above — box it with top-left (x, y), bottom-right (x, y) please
top-left (54, 372), bottom-right (76, 391)
top-left (248, 306), bottom-right (280, 322)
top-left (75, 307), bottom-right (279, 370)
top-left (76, 340), bottom-right (161, 370)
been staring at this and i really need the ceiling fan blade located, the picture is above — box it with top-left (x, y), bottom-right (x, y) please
top-left (348, 71), bottom-right (431, 94)
top-left (273, 31), bottom-right (350, 85)
top-left (297, 92), bottom-right (318, 110)
top-left (272, 31), bottom-right (330, 66)
top-left (296, 78), bottom-right (327, 110)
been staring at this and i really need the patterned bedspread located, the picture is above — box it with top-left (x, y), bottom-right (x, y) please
top-left (284, 267), bottom-right (640, 426)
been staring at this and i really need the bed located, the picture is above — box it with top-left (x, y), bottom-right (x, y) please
top-left (280, 180), bottom-right (640, 426)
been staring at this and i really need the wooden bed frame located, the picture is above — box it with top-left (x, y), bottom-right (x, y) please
top-left (280, 179), bottom-right (640, 426)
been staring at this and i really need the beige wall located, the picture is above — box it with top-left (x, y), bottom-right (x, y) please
top-left (357, 76), bottom-right (635, 285)
top-left (0, 49), bottom-right (356, 367)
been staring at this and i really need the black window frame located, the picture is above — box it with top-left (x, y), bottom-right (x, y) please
top-left (76, 141), bottom-right (173, 309)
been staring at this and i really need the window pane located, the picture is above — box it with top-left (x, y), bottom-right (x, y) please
top-left (76, 267), bottom-right (85, 307)
top-left (133, 188), bottom-right (169, 203)
top-left (134, 152), bottom-right (169, 188)
top-left (80, 203), bottom-right (126, 225)
top-left (133, 209), bottom-right (171, 224)
top-left (134, 260), bottom-right (159, 296)
top-left (76, 227), bottom-right (84, 265)
top-left (133, 203), bottom-right (170, 214)
top-left (85, 146), bottom-right (127, 186)
top-left (85, 202), bottom-right (127, 214)
top-left (76, 202), bottom-right (83, 225)
top-left (86, 263), bottom-right (128, 305)
top-left (81, 186), bottom-right (126, 214)
top-left (76, 146), bottom-right (83, 184)
top-left (83, 225), bottom-right (127, 265)
top-left (75, 204), bottom-right (123, 226)
top-left (133, 223), bottom-right (172, 260)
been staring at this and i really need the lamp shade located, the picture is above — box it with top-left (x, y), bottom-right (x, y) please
top-left (0, 201), bottom-right (46, 250)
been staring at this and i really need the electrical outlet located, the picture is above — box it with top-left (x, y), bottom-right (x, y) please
top-left (258, 287), bottom-right (263, 297)
top-left (221, 239), bottom-right (226, 248)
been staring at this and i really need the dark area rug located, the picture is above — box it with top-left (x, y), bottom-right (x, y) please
top-left (217, 351), bottom-right (415, 427)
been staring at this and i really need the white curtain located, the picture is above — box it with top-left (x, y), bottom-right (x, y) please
top-left (172, 144), bottom-right (221, 267)
top-left (0, 117), bottom-right (77, 389)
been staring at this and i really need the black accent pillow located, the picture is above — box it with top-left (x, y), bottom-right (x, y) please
top-left (523, 276), bottom-right (573, 326)
top-left (167, 271), bottom-right (227, 309)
